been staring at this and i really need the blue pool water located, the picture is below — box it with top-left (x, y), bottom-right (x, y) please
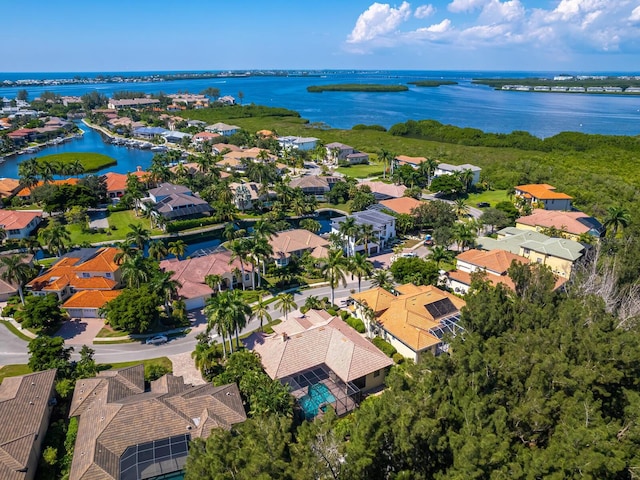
top-left (299, 383), bottom-right (336, 420)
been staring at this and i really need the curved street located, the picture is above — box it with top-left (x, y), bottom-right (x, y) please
top-left (0, 279), bottom-right (372, 366)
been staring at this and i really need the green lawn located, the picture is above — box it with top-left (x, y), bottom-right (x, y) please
top-left (38, 152), bottom-right (116, 172)
top-left (335, 163), bottom-right (384, 178)
top-left (0, 365), bottom-right (32, 384)
top-left (0, 320), bottom-right (33, 342)
top-left (66, 210), bottom-right (161, 245)
top-left (99, 356), bottom-right (173, 372)
top-left (465, 190), bottom-right (510, 208)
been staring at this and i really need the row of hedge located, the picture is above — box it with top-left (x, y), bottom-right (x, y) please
top-left (166, 216), bottom-right (221, 233)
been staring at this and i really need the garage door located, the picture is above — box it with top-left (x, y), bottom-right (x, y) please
top-left (185, 296), bottom-right (206, 311)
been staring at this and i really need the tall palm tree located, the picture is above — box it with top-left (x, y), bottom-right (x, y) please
top-left (453, 222), bottom-right (476, 252)
top-left (39, 220), bottom-right (71, 256)
top-left (114, 243), bottom-right (138, 265)
top-left (205, 289), bottom-right (251, 352)
top-left (321, 249), bottom-right (348, 306)
top-left (457, 169), bottom-right (475, 193)
top-left (370, 269), bottom-right (393, 291)
top-left (251, 236), bottom-right (273, 285)
top-left (603, 206), bottom-right (631, 238)
top-left (168, 240), bottom-right (187, 260)
top-left (454, 198), bottom-right (470, 219)
top-left (121, 253), bottom-right (150, 288)
top-left (70, 159), bottom-right (85, 178)
top-left (253, 294), bottom-right (272, 332)
top-left (229, 239), bottom-right (251, 291)
top-left (152, 271), bottom-right (182, 317)
top-left (126, 223), bottom-right (150, 250)
top-left (419, 158), bottom-right (439, 187)
top-left (148, 240), bottom-right (168, 261)
top-left (429, 245), bottom-right (453, 268)
top-left (205, 294), bottom-right (232, 358)
top-left (348, 252), bottom-right (374, 292)
top-left (0, 254), bottom-right (33, 305)
top-left (205, 274), bottom-right (224, 293)
top-left (378, 149), bottom-right (394, 179)
top-left (253, 219), bottom-right (277, 241)
top-left (358, 223), bottom-right (376, 256)
top-left (274, 292), bottom-right (297, 321)
top-left (338, 217), bottom-right (359, 257)
top-left (39, 160), bottom-right (55, 184)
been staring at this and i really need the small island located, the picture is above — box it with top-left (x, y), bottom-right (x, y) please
top-left (407, 80), bottom-right (458, 87)
top-left (37, 152), bottom-right (117, 172)
top-left (307, 84), bottom-right (409, 93)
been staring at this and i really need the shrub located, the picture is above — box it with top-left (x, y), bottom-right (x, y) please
top-left (166, 216), bottom-right (220, 233)
top-left (392, 352), bottom-right (405, 364)
top-left (327, 308), bottom-right (338, 316)
top-left (346, 316), bottom-right (366, 333)
top-left (340, 310), bottom-right (350, 320)
top-left (145, 364), bottom-right (171, 382)
top-left (372, 337), bottom-right (397, 357)
top-left (352, 124), bottom-right (387, 132)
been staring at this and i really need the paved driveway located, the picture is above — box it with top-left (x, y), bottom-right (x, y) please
top-left (55, 318), bottom-right (105, 346)
top-left (88, 209), bottom-right (109, 229)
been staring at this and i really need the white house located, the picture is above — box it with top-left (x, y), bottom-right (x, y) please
top-left (331, 210), bottom-right (396, 255)
top-left (205, 122), bottom-right (240, 136)
top-left (277, 136), bottom-right (318, 151)
top-left (434, 163), bottom-right (482, 185)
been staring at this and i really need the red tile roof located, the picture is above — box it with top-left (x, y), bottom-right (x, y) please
top-left (515, 184), bottom-right (572, 200)
top-left (379, 197), bottom-right (424, 215)
top-left (0, 209), bottom-right (41, 231)
top-left (62, 290), bottom-right (122, 309)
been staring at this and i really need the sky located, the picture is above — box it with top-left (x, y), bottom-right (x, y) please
top-left (4, 0), bottom-right (640, 72)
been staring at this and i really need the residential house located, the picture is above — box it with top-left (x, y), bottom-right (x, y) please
top-left (331, 210), bottom-right (396, 255)
top-left (393, 155), bottom-right (427, 170)
top-left (0, 369), bottom-right (57, 480)
top-left (212, 143), bottom-right (243, 155)
top-left (278, 136), bottom-right (319, 151)
top-left (167, 93), bottom-right (209, 108)
top-left (256, 129), bottom-right (275, 138)
top-left (102, 168), bottom-right (151, 201)
top-left (351, 284), bottom-right (466, 361)
top-left (132, 126), bottom-right (168, 139)
top-left (215, 95), bottom-right (236, 105)
top-left (269, 229), bottom-right (330, 267)
top-left (434, 163), bottom-right (482, 185)
top-left (229, 181), bottom-right (275, 210)
top-left (107, 98), bottom-right (161, 110)
top-left (191, 131), bottom-right (221, 146)
top-left (16, 179), bottom-right (79, 202)
top-left (205, 122), bottom-right (240, 136)
top-left (359, 181), bottom-right (407, 200)
top-left (7, 128), bottom-right (36, 146)
top-left (0, 253), bottom-right (34, 301)
top-left (245, 310), bottom-right (393, 418)
top-left (288, 175), bottom-right (342, 200)
top-left (0, 209), bottom-right (42, 239)
top-left (476, 227), bottom-right (586, 278)
top-left (515, 209), bottom-right (603, 241)
top-left (325, 142), bottom-right (354, 161)
top-left (63, 290), bottom-right (123, 318)
top-left (144, 182), bottom-right (213, 221)
top-left (163, 131), bottom-right (192, 144)
top-left (346, 152), bottom-right (369, 164)
top-left (68, 365), bottom-right (246, 480)
top-left (159, 250), bottom-right (252, 310)
top-left (27, 247), bottom-right (121, 302)
top-left (514, 184), bottom-right (572, 211)
top-left (378, 197), bottom-right (424, 215)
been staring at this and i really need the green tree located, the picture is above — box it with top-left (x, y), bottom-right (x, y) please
top-left (253, 294), bottom-right (272, 332)
top-left (126, 223), bottom-right (150, 250)
top-left (274, 292), bottom-right (297, 321)
top-left (370, 268), bottom-right (394, 290)
top-left (16, 293), bottom-right (65, 332)
top-left (205, 289), bottom-right (251, 354)
top-left (148, 240), bottom-right (168, 261)
top-left (100, 286), bottom-right (161, 333)
top-left (390, 257), bottom-right (439, 285)
top-left (603, 205), bottom-right (631, 238)
top-left (39, 219), bottom-right (71, 256)
top-left (75, 345), bottom-right (98, 379)
top-left (0, 254), bottom-right (33, 305)
top-left (299, 218), bottom-right (321, 233)
top-left (167, 239), bottom-right (187, 259)
top-left (28, 336), bottom-right (73, 377)
top-left (321, 249), bottom-right (348, 305)
top-left (348, 252), bottom-right (374, 292)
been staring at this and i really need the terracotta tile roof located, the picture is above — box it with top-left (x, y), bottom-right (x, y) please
top-left (515, 184), bottom-right (572, 200)
top-left (0, 209), bottom-right (41, 231)
top-left (456, 249), bottom-right (529, 275)
top-left (360, 181), bottom-right (407, 198)
top-left (395, 155), bottom-right (427, 165)
top-left (102, 172), bottom-right (127, 193)
top-left (379, 197), bottom-right (424, 215)
top-left (0, 369), bottom-right (56, 480)
top-left (516, 209), bottom-right (602, 236)
top-left (69, 366), bottom-right (245, 480)
top-left (0, 178), bottom-right (21, 198)
top-left (192, 131), bottom-right (221, 141)
top-left (448, 268), bottom-right (567, 292)
top-left (62, 290), bottom-right (122, 310)
top-left (212, 143), bottom-right (242, 153)
top-left (351, 287), bottom-right (396, 313)
top-left (269, 229), bottom-right (330, 259)
top-left (246, 316), bottom-right (392, 383)
top-left (16, 178), bottom-right (79, 198)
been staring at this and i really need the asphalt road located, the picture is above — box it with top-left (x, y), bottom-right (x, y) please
top-left (0, 279), bottom-right (371, 366)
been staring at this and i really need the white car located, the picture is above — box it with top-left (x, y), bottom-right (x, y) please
top-left (145, 335), bottom-right (168, 345)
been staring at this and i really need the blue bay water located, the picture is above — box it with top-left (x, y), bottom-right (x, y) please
top-left (2, 70), bottom-right (640, 138)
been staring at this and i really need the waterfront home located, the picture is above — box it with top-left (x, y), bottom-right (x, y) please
top-left (107, 116), bottom-right (144, 133)
top-left (351, 284), bottom-right (465, 361)
top-left (269, 229), bottom-right (330, 267)
top-left (212, 143), bottom-right (243, 155)
top-left (222, 147), bottom-right (277, 163)
top-left (27, 247), bottom-right (121, 301)
top-left (0, 209), bottom-right (42, 239)
top-left (434, 162), bottom-right (482, 185)
top-left (331, 210), bottom-right (396, 255)
top-left (163, 130), bottom-right (192, 144)
top-left (515, 209), bottom-right (602, 241)
top-left (476, 227), bottom-right (585, 278)
top-left (160, 250), bottom-right (251, 309)
top-left (229, 181), bottom-right (275, 210)
top-left (143, 182), bottom-right (213, 221)
top-left (278, 135), bottom-right (319, 151)
top-left (0, 369), bottom-right (57, 480)
top-left (68, 365), bottom-right (246, 480)
top-left (7, 128), bottom-right (36, 146)
top-left (16, 178), bottom-right (79, 202)
top-left (245, 310), bottom-right (393, 418)
top-left (107, 97), bottom-right (161, 110)
top-left (288, 175), bottom-right (342, 200)
top-left (103, 170), bottom-right (152, 201)
top-left (205, 122), bottom-right (240, 136)
top-left (216, 95), bottom-right (236, 105)
top-left (132, 126), bottom-right (168, 139)
top-left (378, 196), bottom-right (424, 215)
top-left (514, 184), bottom-right (572, 211)
top-left (359, 181), bottom-right (407, 200)
top-left (0, 253), bottom-right (33, 301)
top-left (191, 131), bottom-right (221, 145)
top-left (325, 142), bottom-right (355, 161)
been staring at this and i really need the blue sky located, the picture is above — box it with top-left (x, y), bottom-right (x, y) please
top-left (5, 0), bottom-right (640, 72)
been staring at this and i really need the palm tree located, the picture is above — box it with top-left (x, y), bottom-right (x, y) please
top-left (454, 198), bottom-right (470, 218)
top-left (370, 269), bottom-right (393, 291)
top-left (0, 254), bottom-right (33, 305)
top-left (70, 159), bottom-right (85, 178)
top-left (205, 274), bottom-right (224, 293)
top-left (253, 294), bottom-right (272, 332)
top-left (168, 240), bottom-right (187, 260)
top-left (348, 252), bottom-right (374, 292)
top-left (274, 292), bottom-right (297, 321)
top-left (603, 206), bottom-right (631, 238)
top-left (378, 149), bottom-right (394, 179)
top-left (419, 158), bottom-right (439, 187)
top-left (126, 223), bottom-right (150, 250)
top-left (299, 218), bottom-right (321, 233)
top-left (121, 253), bottom-right (150, 288)
top-left (39, 160), bottom-right (55, 184)
top-left (358, 223), bottom-right (376, 256)
top-left (0, 227), bottom-right (6, 244)
top-left (39, 220), bottom-right (71, 256)
top-left (152, 271), bottom-right (182, 317)
top-left (453, 222), bottom-right (476, 252)
top-left (205, 290), bottom-right (251, 353)
top-left (253, 219), bottom-right (277, 241)
top-left (429, 245), bottom-right (453, 268)
top-left (148, 240), bottom-right (168, 261)
top-left (321, 249), bottom-right (348, 306)
top-left (114, 243), bottom-right (138, 265)
top-left (229, 239), bottom-right (251, 291)
top-left (251, 236), bottom-right (273, 286)
top-left (457, 169), bottom-right (475, 193)
top-left (338, 217), bottom-right (359, 257)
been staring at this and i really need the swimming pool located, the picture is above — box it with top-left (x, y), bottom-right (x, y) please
top-left (299, 383), bottom-right (336, 420)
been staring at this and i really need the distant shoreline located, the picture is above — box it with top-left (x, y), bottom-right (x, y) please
top-left (307, 84), bottom-right (409, 93)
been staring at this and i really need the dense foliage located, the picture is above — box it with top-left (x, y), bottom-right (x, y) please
top-left (100, 285), bottom-right (162, 333)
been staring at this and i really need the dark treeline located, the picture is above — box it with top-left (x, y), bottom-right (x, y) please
top-left (389, 119), bottom-right (640, 152)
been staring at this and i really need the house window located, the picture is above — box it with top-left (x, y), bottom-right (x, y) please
top-left (537, 258), bottom-right (542, 263)
top-left (245, 274), bottom-right (249, 280)
top-left (106, 273), bottom-right (112, 278)
top-left (523, 248), bottom-right (530, 255)
top-left (373, 370), bottom-right (381, 378)
top-left (82, 273), bottom-right (90, 278)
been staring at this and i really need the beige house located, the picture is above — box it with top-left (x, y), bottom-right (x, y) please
top-left (269, 229), bottom-right (330, 267)
top-left (68, 365), bottom-right (246, 480)
top-left (0, 369), bottom-right (57, 480)
top-left (515, 209), bottom-right (603, 241)
top-left (245, 310), bottom-right (393, 418)
top-left (514, 184), bottom-right (572, 211)
top-left (351, 284), bottom-right (466, 362)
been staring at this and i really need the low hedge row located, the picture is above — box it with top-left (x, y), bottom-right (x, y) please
top-left (166, 216), bottom-right (221, 232)
top-left (372, 337), bottom-right (397, 358)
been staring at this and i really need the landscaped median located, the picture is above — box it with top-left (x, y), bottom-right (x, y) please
top-left (93, 326), bottom-right (192, 345)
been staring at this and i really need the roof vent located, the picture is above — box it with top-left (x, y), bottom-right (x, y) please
top-left (186, 425), bottom-right (192, 430)
top-left (31, 382), bottom-right (35, 386)
top-left (29, 401), bottom-right (34, 405)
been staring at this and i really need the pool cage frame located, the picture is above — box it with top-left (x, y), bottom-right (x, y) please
top-left (281, 364), bottom-right (361, 419)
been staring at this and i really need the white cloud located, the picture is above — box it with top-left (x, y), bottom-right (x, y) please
top-left (448, 0), bottom-right (489, 13)
top-left (479, 0), bottom-right (525, 23)
top-left (347, 2), bottom-right (412, 43)
top-left (415, 4), bottom-right (436, 19)
top-left (629, 5), bottom-right (640, 22)
top-left (425, 18), bottom-right (452, 33)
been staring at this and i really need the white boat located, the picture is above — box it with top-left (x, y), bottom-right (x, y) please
top-left (150, 145), bottom-right (168, 152)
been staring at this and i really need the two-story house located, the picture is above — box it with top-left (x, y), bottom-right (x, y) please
top-left (143, 183), bottom-right (213, 221)
top-left (331, 210), bottom-right (396, 255)
top-left (514, 184), bottom-right (572, 211)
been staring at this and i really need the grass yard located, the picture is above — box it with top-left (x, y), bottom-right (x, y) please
top-left (465, 190), bottom-right (510, 208)
top-left (335, 162), bottom-right (384, 178)
top-left (66, 210), bottom-right (161, 245)
top-left (37, 152), bottom-right (117, 172)
top-left (0, 365), bottom-right (32, 385)
top-left (0, 320), bottom-right (33, 342)
top-left (99, 356), bottom-right (173, 372)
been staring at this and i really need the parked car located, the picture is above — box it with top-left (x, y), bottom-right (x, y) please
top-left (476, 202), bottom-right (490, 208)
top-left (146, 335), bottom-right (168, 345)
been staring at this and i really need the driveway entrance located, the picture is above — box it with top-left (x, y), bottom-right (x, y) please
top-left (55, 318), bottom-right (105, 345)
